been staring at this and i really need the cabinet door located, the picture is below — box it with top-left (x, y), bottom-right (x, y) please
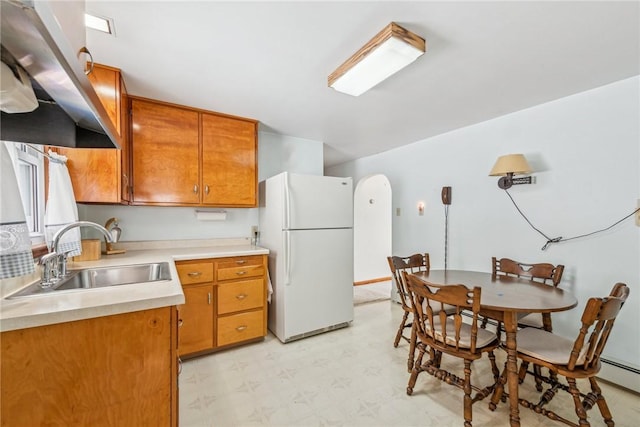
top-left (201, 114), bottom-right (257, 207)
top-left (54, 147), bottom-right (121, 203)
top-left (1, 307), bottom-right (175, 426)
top-left (178, 285), bottom-right (214, 355)
top-left (131, 99), bottom-right (200, 204)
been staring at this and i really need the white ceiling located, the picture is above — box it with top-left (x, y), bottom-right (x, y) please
top-left (85, 1), bottom-right (640, 167)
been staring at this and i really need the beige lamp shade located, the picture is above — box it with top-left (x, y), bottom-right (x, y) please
top-left (489, 154), bottom-right (532, 176)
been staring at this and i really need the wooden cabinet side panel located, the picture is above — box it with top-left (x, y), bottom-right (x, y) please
top-left (131, 99), bottom-right (200, 204)
top-left (87, 64), bottom-right (120, 135)
top-left (0, 308), bottom-right (173, 427)
top-left (201, 114), bottom-right (257, 207)
top-left (120, 76), bottom-right (131, 202)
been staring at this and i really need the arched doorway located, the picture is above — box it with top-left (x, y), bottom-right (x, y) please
top-left (353, 174), bottom-right (392, 284)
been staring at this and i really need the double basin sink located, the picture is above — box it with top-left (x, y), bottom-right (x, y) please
top-left (10, 262), bottom-right (172, 298)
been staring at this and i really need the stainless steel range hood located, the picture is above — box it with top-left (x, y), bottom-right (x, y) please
top-left (0, 0), bottom-right (121, 149)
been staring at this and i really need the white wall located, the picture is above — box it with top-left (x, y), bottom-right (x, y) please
top-left (353, 175), bottom-right (392, 282)
top-left (328, 77), bottom-right (640, 377)
top-left (78, 131), bottom-right (323, 241)
top-left (258, 132), bottom-right (324, 179)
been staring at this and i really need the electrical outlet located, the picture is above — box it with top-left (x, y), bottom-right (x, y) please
top-left (636, 199), bottom-right (640, 227)
top-left (251, 225), bottom-right (258, 237)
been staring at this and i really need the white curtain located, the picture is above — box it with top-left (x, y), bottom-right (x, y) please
top-left (0, 142), bottom-right (35, 279)
top-left (44, 150), bottom-right (81, 256)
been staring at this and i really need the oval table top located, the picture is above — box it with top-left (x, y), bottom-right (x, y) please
top-left (410, 269), bottom-right (578, 313)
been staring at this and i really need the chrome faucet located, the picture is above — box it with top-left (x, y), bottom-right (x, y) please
top-left (41, 221), bottom-right (114, 284)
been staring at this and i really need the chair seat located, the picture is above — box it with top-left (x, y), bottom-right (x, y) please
top-left (516, 327), bottom-right (586, 365)
top-left (517, 312), bottom-right (544, 328)
top-left (427, 318), bottom-right (498, 349)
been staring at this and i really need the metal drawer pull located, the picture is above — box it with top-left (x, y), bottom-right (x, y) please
top-left (193, 184), bottom-right (199, 194)
top-left (208, 292), bottom-right (212, 305)
top-left (236, 271), bottom-right (247, 275)
top-left (178, 357), bottom-right (183, 375)
top-left (236, 294), bottom-right (247, 300)
top-left (236, 260), bottom-right (247, 264)
top-left (187, 271), bottom-right (202, 277)
top-left (178, 319), bottom-right (183, 327)
top-left (236, 325), bottom-right (248, 332)
top-left (204, 185), bottom-right (210, 195)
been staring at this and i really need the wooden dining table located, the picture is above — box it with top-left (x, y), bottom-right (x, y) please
top-left (410, 269), bottom-right (578, 427)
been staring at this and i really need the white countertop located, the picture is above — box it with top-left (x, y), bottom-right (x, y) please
top-left (0, 242), bottom-right (268, 332)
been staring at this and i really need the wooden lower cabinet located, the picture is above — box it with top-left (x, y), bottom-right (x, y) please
top-left (217, 310), bottom-right (264, 347)
top-left (0, 306), bottom-right (178, 427)
top-left (179, 284), bottom-right (214, 354)
top-left (176, 254), bottom-right (267, 357)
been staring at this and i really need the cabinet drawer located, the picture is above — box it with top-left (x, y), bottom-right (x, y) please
top-left (217, 264), bottom-right (265, 281)
top-left (217, 310), bottom-right (264, 347)
top-left (218, 279), bottom-right (264, 314)
top-left (216, 255), bottom-right (263, 270)
top-left (176, 262), bottom-right (214, 285)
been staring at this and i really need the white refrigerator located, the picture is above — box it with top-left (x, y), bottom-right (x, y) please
top-left (259, 172), bottom-right (354, 343)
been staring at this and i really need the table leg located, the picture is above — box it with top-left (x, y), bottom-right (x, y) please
top-left (503, 312), bottom-right (520, 426)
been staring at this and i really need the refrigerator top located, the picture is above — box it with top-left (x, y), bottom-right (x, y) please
top-left (268, 172), bottom-right (354, 230)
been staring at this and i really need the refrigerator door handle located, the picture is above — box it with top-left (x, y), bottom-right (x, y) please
top-left (284, 231), bottom-right (291, 286)
top-left (283, 173), bottom-right (290, 230)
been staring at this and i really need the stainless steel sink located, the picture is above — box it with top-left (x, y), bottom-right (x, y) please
top-left (10, 262), bottom-right (172, 298)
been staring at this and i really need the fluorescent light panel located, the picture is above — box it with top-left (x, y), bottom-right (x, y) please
top-left (329, 22), bottom-right (425, 96)
top-left (85, 13), bottom-right (114, 34)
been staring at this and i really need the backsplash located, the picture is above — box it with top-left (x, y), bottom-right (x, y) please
top-left (77, 205), bottom-right (259, 242)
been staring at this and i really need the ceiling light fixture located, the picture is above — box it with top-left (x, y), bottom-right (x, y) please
top-left (328, 22), bottom-right (426, 96)
top-left (489, 154), bottom-right (534, 189)
top-left (85, 13), bottom-right (114, 35)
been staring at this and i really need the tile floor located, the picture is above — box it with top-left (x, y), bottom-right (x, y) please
top-left (179, 295), bottom-right (639, 427)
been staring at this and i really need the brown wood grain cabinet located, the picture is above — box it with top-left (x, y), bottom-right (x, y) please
top-left (130, 98), bottom-right (200, 205)
top-left (201, 113), bottom-right (257, 206)
top-left (130, 97), bottom-right (258, 207)
top-left (176, 260), bottom-right (215, 355)
top-left (49, 63), bottom-right (130, 204)
top-left (0, 307), bottom-right (178, 426)
top-left (176, 255), bottom-right (267, 357)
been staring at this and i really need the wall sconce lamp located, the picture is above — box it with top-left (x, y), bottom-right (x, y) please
top-left (489, 154), bottom-right (534, 189)
top-left (328, 22), bottom-right (426, 96)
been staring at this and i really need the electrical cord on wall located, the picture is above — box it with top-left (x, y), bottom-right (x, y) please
top-left (444, 204), bottom-right (449, 270)
top-left (504, 189), bottom-right (640, 250)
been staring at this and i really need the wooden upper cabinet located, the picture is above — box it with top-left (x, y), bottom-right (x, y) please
top-left (54, 147), bottom-right (121, 203)
top-left (48, 63), bottom-right (129, 204)
top-left (202, 114), bottom-right (257, 207)
top-left (129, 97), bottom-right (258, 207)
top-left (130, 98), bottom-right (200, 205)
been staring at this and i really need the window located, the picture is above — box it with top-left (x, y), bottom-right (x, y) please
top-left (3, 141), bottom-right (45, 245)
